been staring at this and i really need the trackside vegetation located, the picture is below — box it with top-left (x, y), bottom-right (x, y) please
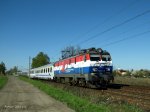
top-left (114, 76), bottom-right (150, 86)
top-left (19, 76), bottom-right (143, 112)
top-left (0, 76), bottom-right (8, 89)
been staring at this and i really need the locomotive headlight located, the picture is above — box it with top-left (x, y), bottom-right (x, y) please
top-left (93, 68), bottom-right (98, 72)
top-left (106, 68), bottom-right (110, 71)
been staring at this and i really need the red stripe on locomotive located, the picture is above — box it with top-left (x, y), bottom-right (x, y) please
top-left (54, 53), bottom-right (90, 67)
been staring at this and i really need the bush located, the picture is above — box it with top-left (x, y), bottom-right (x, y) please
top-left (114, 69), bottom-right (150, 78)
top-left (132, 69), bottom-right (150, 78)
top-left (0, 76), bottom-right (8, 89)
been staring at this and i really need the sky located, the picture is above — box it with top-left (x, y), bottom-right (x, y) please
top-left (0, 0), bottom-right (150, 71)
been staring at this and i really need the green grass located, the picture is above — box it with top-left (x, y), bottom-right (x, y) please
top-left (0, 75), bottom-right (8, 89)
top-left (19, 76), bottom-right (143, 112)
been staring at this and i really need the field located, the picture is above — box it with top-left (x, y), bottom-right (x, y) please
top-left (0, 76), bottom-right (8, 89)
top-left (20, 76), bottom-right (146, 112)
top-left (114, 76), bottom-right (150, 86)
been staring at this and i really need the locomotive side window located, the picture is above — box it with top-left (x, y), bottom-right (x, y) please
top-left (83, 55), bottom-right (86, 62)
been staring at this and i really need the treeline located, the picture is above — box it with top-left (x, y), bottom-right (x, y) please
top-left (7, 66), bottom-right (19, 75)
top-left (113, 69), bottom-right (150, 78)
top-left (0, 62), bottom-right (6, 75)
top-left (0, 61), bottom-right (20, 76)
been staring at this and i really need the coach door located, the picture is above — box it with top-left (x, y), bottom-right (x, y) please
top-left (50, 66), bottom-right (54, 79)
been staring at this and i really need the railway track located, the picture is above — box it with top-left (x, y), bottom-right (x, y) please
top-left (104, 88), bottom-right (150, 111)
top-left (41, 80), bottom-right (150, 112)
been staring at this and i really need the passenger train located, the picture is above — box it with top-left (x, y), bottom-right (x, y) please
top-left (29, 48), bottom-right (114, 88)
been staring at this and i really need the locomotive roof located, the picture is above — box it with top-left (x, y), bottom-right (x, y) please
top-left (55, 47), bottom-right (110, 63)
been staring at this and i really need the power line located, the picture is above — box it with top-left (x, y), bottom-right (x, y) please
top-left (101, 30), bottom-right (150, 47)
top-left (68, 0), bottom-right (139, 45)
top-left (52, 0), bottom-right (140, 59)
top-left (78, 9), bottom-right (150, 46)
top-left (86, 20), bottom-right (150, 47)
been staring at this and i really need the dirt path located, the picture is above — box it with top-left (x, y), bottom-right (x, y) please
top-left (0, 76), bottom-right (75, 112)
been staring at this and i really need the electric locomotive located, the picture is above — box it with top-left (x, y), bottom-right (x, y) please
top-left (54, 48), bottom-right (114, 87)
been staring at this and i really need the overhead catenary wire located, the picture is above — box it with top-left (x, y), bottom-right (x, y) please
top-left (86, 20), bottom-right (150, 47)
top-left (53, 8), bottom-right (150, 62)
top-left (52, 1), bottom-right (149, 61)
top-left (77, 9), bottom-right (150, 46)
top-left (67, 0), bottom-right (139, 45)
top-left (101, 30), bottom-right (150, 47)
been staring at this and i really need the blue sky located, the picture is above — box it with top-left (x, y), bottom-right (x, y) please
top-left (0, 0), bottom-right (150, 70)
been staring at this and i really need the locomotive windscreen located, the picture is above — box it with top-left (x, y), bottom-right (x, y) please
top-left (102, 55), bottom-right (111, 61)
top-left (90, 54), bottom-right (100, 61)
top-left (90, 53), bottom-right (111, 61)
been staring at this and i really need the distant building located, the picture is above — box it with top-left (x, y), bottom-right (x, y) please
top-left (116, 68), bottom-right (128, 76)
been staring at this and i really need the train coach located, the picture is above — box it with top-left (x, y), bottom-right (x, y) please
top-left (54, 48), bottom-right (114, 87)
top-left (29, 64), bottom-right (54, 80)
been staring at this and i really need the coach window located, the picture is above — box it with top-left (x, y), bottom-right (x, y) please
top-left (48, 68), bottom-right (50, 73)
top-left (46, 68), bottom-right (47, 73)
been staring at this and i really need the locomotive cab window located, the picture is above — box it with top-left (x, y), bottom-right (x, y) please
top-left (90, 54), bottom-right (100, 61)
top-left (102, 55), bottom-right (111, 61)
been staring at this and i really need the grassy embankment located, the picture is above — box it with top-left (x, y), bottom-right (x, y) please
top-left (114, 76), bottom-right (150, 86)
top-left (0, 75), bottom-right (8, 89)
top-left (19, 76), bottom-right (143, 112)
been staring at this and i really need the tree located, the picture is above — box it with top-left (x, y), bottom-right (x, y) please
top-left (32, 52), bottom-right (50, 68)
top-left (0, 62), bottom-right (6, 75)
top-left (7, 66), bottom-right (18, 75)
